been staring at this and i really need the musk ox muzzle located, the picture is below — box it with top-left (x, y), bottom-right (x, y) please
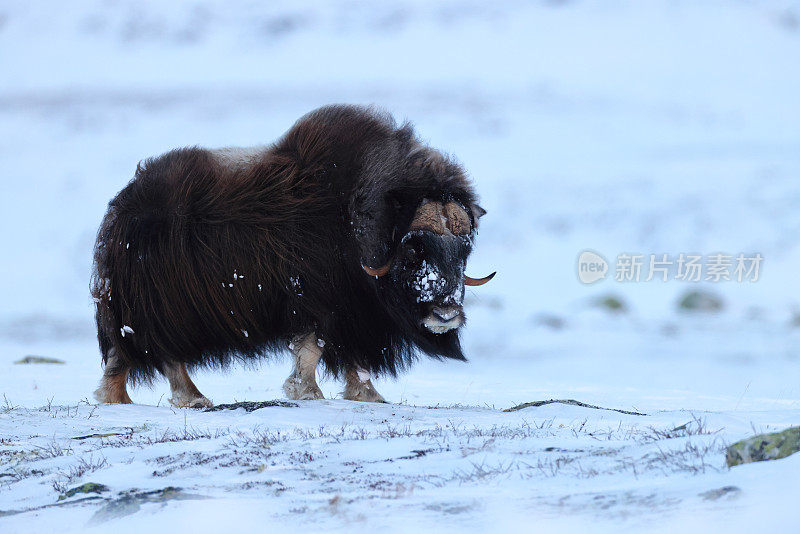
top-left (423, 304), bottom-right (464, 334)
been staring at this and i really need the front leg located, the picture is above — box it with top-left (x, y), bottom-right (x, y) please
top-left (343, 367), bottom-right (387, 403)
top-left (283, 333), bottom-right (324, 400)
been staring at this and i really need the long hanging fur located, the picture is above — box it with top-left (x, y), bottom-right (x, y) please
top-left (91, 104), bottom-right (480, 384)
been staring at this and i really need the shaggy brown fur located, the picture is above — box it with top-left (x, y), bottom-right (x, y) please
top-left (91, 104), bottom-right (486, 401)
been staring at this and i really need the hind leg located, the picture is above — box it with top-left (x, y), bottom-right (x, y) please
top-left (94, 347), bottom-right (133, 404)
top-left (163, 362), bottom-right (213, 409)
top-left (283, 333), bottom-right (324, 400)
top-left (343, 367), bottom-right (387, 403)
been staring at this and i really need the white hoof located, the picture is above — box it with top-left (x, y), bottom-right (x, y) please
top-left (169, 395), bottom-right (213, 409)
top-left (283, 376), bottom-right (324, 400)
top-left (343, 368), bottom-right (387, 403)
top-left (344, 380), bottom-right (387, 403)
top-left (93, 378), bottom-right (133, 404)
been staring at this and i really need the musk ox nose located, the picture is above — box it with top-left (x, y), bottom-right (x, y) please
top-left (432, 306), bottom-right (461, 322)
top-left (423, 304), bottom-right (464, 334)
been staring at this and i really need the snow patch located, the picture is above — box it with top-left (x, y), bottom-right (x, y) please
top-left (356, 368), bottom-right (371, 382)
top-left (411, 260), bottom-right (447, 302)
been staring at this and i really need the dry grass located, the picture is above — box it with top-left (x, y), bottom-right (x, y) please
top-left (51, 455), bottom-right (109, 494)
top-left (0, 403), bottom-right (731, 514)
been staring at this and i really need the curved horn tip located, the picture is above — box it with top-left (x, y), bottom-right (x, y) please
top-left (464, 271), bottom-right (496, 286)
top-left (362, 263), bottom-right (391, 278)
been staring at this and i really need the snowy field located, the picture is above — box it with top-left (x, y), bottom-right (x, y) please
top-left (1, 1), bottom-right (800, 531)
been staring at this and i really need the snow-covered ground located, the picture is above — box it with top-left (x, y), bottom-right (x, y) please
top-left (1, 1), bottom-right (799, 531)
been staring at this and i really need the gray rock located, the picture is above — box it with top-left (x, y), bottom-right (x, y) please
top-left (699, 486), bottom-right (741, 501)
top-left (593, 295), bottom-right (627, 313)
top-left (726, 427), bottom-right (800, 467)
top-left (678, 290), bottom-right (724, 313)
top-left (57, 482), bottom-right (108, 501)
top-left (14, 355), bottom-right (65, 365)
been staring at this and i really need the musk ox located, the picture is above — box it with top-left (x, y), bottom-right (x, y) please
top-left (91, 104), bottom-right (494, 407)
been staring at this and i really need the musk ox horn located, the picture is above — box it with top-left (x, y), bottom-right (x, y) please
top-left (464, 272), bottom-right (496, 286)
top-left (362, 262), bottom-right (391, 278)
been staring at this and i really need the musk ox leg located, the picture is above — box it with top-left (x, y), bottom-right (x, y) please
top-left (282, 334), bottom-right (324, 400)
top-left (94, 348), bottom-right (133, 404)
top-left (164, 362), bottom-right (213, 409)
top-left (343, 367), bottom-right (387, 403)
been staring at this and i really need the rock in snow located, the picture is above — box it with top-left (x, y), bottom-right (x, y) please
top-left (726, 427), bottom-right (800, 467)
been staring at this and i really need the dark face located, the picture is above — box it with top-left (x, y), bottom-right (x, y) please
top-left (385, 231), bottom-right (472, 334)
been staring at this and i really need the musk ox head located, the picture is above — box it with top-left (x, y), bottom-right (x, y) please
top-left (363, 200), bottom-right (494, 335)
